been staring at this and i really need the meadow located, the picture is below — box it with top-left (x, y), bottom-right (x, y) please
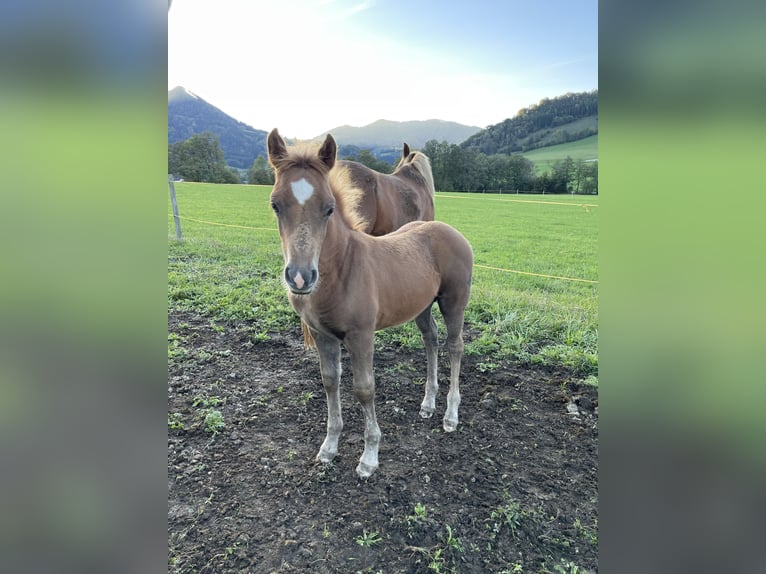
top-left (522, 134), bottom-right (598, 174)
top-left (168, 183), bottom-right (598, 378)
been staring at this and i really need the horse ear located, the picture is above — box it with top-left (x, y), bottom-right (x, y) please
top-left (318, 133), bottom-right (336, 170)
top-left (402, 142), bottom-right (410, 158)
top-left (267, 128), bottom-right (287, 167)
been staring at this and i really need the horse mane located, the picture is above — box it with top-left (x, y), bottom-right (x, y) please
top-left (328, 164), bottom-right (371, 232)
top-left (395, 151), bottom-right (435, 197)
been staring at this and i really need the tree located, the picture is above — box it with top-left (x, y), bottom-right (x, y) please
top-left (506, 155), bottom-right (535, 192)
top-left (422, 140), bottom-right (451, 191)
top-left (167, 131), bottom-right (240, 183)
top-left (580, 161), bottom-right (598, 195)
top-left (248, 156), bottom-right (274, 185)
top-left (548, 156), bottom-right (576, 193)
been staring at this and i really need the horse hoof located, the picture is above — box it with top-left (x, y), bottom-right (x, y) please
top-left (419, 407), bottom-right (434, 419)
top-left (355, 461), bottom-right (377, 479)
top-left (443, 419), bottom-right (458, 432)
top-left (316, 449), bottom-right (336, 464)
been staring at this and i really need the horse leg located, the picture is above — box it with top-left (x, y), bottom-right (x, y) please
top-left (345, 331), bottom-right (381, 478)
top-left (313, 331), bottom-right (343, 464)
top-left (438, 295), bottom-right (468, 432)
top-left (414, 304), bottom-right (439, 419)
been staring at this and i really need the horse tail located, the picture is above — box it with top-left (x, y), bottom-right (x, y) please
top-left (301, 319), bottom-right (316, 349)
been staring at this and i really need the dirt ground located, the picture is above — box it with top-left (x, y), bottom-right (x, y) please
top-left (168, 311), bottom-right (598, 573)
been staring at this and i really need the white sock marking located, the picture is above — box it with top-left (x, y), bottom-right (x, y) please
top-left (290, 178), bottom-right (314, 205)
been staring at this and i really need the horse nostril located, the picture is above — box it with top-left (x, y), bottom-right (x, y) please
top-left (284, 265), bottom-right (316, 292)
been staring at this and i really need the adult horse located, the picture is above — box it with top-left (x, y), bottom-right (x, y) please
top-left (267, 128), bottom-right (473, 478)
top-left (330, 143), bottom-right (435, 236)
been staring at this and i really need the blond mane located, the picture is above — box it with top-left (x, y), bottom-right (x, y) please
top-left (395, 151), bottom-right (435, 197)
top-left (328, 164), bottom-right (371, 232)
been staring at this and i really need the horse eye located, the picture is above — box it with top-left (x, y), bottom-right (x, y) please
top-left (325, 206), bottom-right (335, 217)
top-left (271, 202), bottom-right (280, 214)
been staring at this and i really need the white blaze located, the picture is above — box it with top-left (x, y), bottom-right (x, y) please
top-left (290, 178), bottom-right (314, 205)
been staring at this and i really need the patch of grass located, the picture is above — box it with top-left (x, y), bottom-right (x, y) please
top-left (355, 530), bottom-right (382, 548)
top-left (574, 517), bottom-right (598, 546)
top-left (443, 525), bottom-right (463, 553)
top-left (167, 332), bottom-right (188, 365)
top-left (202, 410), bottom-right (225, 435)
top-left (382, 361), bottom-right (417, 377)
top-left (193, 395), bottom-right (222, 408)
top-left (298, 390), bottom-right (314, 405)
top-left (192, 395), bottom-right (225, 434)
top-left (167, 412), bottom-right (184, 430)
top-left (487, 494), bottom-right (529, 541)
top-left (405, 502), bottom-right (435, 539)
top-left (410, 502), bottom-right (428, 522)
top-left (476, 361), bottom-right (500, 373)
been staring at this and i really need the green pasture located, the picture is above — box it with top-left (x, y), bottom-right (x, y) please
top-left (168, 183), bottom-right (598, 378)
top-left (521, 134), bottom-right (598, 174)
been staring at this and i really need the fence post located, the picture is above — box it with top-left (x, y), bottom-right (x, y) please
top-left (168, 175), bottom-right (183, 240)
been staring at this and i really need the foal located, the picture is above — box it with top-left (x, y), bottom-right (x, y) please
top-left (267, 128), bottom-right (473, 478)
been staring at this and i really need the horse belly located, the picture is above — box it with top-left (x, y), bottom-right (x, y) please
top-left (374, 272), bottom-right (439, 330)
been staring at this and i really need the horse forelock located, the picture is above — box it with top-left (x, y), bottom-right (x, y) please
top-left (272, 141), bottom-right (332, 175)
top-left (328, 165), bottom-right (371, 232)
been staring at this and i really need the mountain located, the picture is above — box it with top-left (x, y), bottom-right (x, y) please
top-left (319, 119), bottom-right (482, 148)
top-left (461, 90), bottom-right (598, 155)
top-left (168, 86), bottom-right (267, 169)
top-left (317, 119), bottom-right (482, 164)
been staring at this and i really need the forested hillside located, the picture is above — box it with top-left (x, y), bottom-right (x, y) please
top-left (168, 86), bottom-right (267, 169)
top-left (462, 91), bottom-right (597, 155)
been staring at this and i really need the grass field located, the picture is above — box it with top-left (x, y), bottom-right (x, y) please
top-left (168, 183), bottom-right (598, 378)
top-left (522, 134), bottom-right (598, 174)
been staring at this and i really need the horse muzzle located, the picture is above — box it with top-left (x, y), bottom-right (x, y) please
top-left (284, 264), bottom-right (318, 295)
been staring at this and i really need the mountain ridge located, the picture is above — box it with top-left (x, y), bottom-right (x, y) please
top-left (317, 118), bottom-right (483, 149)
top-left (168, 86), bottom-right (268, 170)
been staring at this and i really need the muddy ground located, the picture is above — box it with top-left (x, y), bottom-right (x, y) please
top-left (168, 311), bottom-right (598, 573)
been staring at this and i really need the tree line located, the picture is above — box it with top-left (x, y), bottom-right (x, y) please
top-left (168, 132), bottom-right (597, 194)
top-left (422, 139), bottom-right (597, 194)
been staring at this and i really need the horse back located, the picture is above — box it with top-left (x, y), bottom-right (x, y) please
top-left (380, 221), bottom-right (473, 292)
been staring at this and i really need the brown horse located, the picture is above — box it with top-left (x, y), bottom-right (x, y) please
top-left (330, 142), bottom-right (435, 236)
top-left (267, 128), bottom-right (473, 478)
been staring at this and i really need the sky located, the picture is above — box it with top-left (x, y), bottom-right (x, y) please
top-left (168, 0), bottom-right (597, 140)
